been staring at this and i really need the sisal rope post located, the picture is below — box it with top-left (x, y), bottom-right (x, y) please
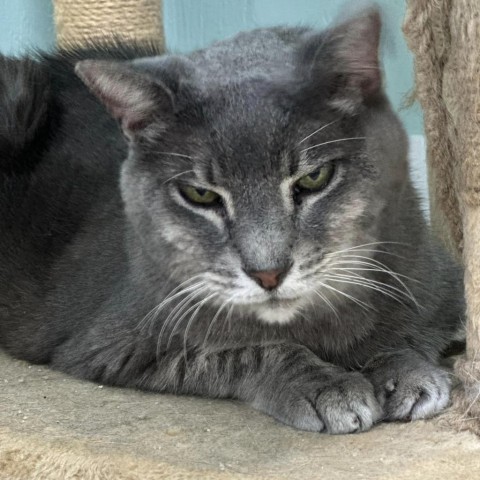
top-left (53, 0), bottom-right (164, 50)
top-left (404, 0), bottom-right (480, 434)
top-left (403, 0), bottom-right (461, 260)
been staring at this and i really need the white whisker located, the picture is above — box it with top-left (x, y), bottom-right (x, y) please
top-left (330, 254), bottom-right (421, 309)
top-left (165, 295), bottom-right (209, 352)
top-left (156, 286), bottom-right (208, 359)
top-left (219, 304), bottom-right (236, 350)
top-left (317, 280), bottom-right (375, 312)
top-left (325, 241), bottom-right (410, 256)
top-left (298, 119), bottom-right (339, 145)
top-left (136, 275), bottom-right (206, 333)
top-left (182, 293), bottom-right (219, 362)
top-left (300, 137), bottom-right (365, 153)
top-left (329, 265), bottom-right (421, 284)
top-left (202, 295), bottom-right (237, 348)
top-left (157, 151), bottom-right (194, 160)
top-left (145, 282), bottom-right (207, 336)
top-left (162, 170), bottom-right (195, 185)
top-left (323, 274), bottom-right (409, 307)
top-left (313, 289), bottom-right (340, 320)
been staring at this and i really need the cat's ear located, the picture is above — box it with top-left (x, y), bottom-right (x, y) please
top-left (299, 8), bottom-right (382, 110)
top-left (75, 60), bottom-right (174, 139)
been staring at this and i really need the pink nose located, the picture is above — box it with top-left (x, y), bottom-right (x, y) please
top-left (248, 269), bottom-right (286, 290)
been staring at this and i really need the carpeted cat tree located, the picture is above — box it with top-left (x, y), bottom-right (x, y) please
top-left (1, 2), bottom-right (480, 479)
top-left (404, 0), bottom-right (480, 436)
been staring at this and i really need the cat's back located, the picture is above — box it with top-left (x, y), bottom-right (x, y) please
top-left (188, 26), bottom-right (310, 82)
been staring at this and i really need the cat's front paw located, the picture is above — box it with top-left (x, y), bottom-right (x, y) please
top-left (314, 372), bottom-right (384, 434)
top-left (363, 351), bottom-right (451, 421)
top-left (253, 371), bottom-right (383, 434)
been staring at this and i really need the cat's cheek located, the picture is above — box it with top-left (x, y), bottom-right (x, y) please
top-left (326, 196), bottom-right (368, 231)
top-left (157, 223), bottom-right (202, 255)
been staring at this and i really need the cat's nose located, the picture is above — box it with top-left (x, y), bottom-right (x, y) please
top-left (247, 268), bottom-right (289, 290)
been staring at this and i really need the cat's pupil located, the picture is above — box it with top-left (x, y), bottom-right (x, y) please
top-left (196, 188), bottom-right (207, 196)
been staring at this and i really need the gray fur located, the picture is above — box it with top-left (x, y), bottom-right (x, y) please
top-left (0, 10), bottom-right (464, 433)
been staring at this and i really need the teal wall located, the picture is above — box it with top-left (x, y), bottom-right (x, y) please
top-left (0, 0), bottom-right (55, 55)
top-left (0, 0), bottom-right (422, 134)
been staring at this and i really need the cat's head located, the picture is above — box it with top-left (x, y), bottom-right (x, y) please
top-left (76, 9), bottom-right (408, 324)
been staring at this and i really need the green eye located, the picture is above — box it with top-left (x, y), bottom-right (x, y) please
top-left (180, 186), bottom-right (221, 205)
top-left (295, 164), bottom-right (334, 191)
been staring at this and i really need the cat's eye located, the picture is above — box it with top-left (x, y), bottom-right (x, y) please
top-left (180, 185), bottom-right (221, 205)
top-left (295, 164), bottom-right (334, 192)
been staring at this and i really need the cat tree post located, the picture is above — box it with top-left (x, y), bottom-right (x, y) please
top-left (404, 0), bottom-right (480, 434)
top-left (53, 0), bottom-right (164, 49)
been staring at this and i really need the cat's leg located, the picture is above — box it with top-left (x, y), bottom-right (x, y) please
top-left (362, 350), bottom-right (451, 421)
top-left (53, 340), bottom-right (382, 434)
top-left (133, 344), bottom-right (383, 434)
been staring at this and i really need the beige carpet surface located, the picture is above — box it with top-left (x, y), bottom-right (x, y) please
top-left (1, 350), bottom-right (480, 479)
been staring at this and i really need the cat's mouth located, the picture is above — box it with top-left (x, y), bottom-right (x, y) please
top-left (266, 297), bottom-right (300, 307)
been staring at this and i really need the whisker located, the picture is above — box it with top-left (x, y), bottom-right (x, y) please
top-left (162, 170), bottom-right (195, 185)
top-left (312, 289), bottom-right (340, 320)
top-left (218, 303), bottom-right (236, 351)
top-left (323, 274), bottom-right (409, 308)
top-left (325, 241), bottom-right (411, 256)
top-left (317, 280), bottom-right (375, 312)
top-left (165, 295), bottom-right (209, 352)
top-left (182, 293), bottom-right (219, 362)
top-left (156, 286), bottom-right (208, 359)
top-left (328, 264), bottom-right (422, 284)
top-left (330, 263), bottom-right (421, 310)
top-left (298, 119), bottom-right (340, 145)
top-left (157, 152), bottom-right (194, 160)
top-left (332, 254), bottom-right (416, 287)
top-left (144, 282), bottom-right (207, 336)
top-left (136, 275), bottom-right (206, 333)
top-left (329, 248), bottom-right (406, 260)
top-left (330, 255), bottom-right (421, 309)
top-left (202, 295), bottom-right (237, 348)
top-left (300, 137), bottom-right (366, 153)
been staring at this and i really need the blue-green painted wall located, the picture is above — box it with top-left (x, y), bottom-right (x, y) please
top-left (0, 0), bottom-right (55, 55)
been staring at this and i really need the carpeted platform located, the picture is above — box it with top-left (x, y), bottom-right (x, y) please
top-left (1, 351), bottom-right (480, 479)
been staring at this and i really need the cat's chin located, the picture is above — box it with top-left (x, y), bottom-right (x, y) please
top-left (252, 300), bottom-right (302, 325)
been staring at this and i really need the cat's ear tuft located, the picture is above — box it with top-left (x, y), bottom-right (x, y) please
top-left (75, 60), bottom-right (174, 138)
top-left (299, 8), bottom-right (382, 110)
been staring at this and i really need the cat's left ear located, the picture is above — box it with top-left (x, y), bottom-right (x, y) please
top-left (299, 8), bottom-right (382, 110)
top-left (75, 60), bottom-right (174, 139)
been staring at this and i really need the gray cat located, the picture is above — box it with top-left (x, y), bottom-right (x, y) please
top-left (0, 9), bottom-right (464, 434)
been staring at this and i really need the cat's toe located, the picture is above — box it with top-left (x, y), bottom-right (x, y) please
top-left (252, 388), bottom-right (326, 432)
top-left (285, 399), bottom-right (326, 432)
top-left (381, 369), bottom-right (451, 421)
top-left (252, 371), bottom-right (382, 433)
top-left (366, 355), bottom-right (452, 421)
top-left (315, 372), bottom-right (383, 434)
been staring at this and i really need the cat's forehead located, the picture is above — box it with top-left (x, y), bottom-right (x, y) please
top-left (204, 86), bottom-right (344, 146)
top-left (205, 77), bottom-right (288, 118)
top-left (199, 85), bottom-right (289, 171)
top-left (198, 78), bottom-right (294, 148)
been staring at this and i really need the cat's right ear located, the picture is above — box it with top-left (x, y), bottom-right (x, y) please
top-left (297, 8), bottom-right (382, 112)
top-left (75, 60), bottom-right (174, 140)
